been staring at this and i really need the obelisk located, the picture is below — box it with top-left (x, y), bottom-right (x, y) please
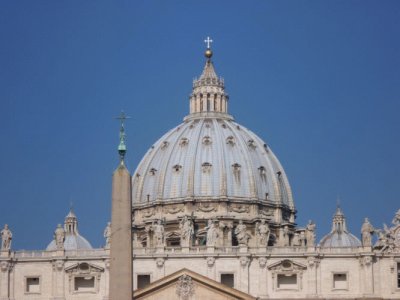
top-left (109, 112), bottom-right (132, 300)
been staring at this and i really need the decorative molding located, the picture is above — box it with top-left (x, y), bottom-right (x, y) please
top-left (196, 202), bottom-right (217, 212)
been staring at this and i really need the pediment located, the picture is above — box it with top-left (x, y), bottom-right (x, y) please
top-left (267, 259), bottom-right (307, 273)
top-left (134, 268), bottom-right (256, 300)
top-left (65, 262), bottom-right (104, 274)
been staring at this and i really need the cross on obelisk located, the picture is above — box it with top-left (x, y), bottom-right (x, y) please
top-left (204, 36), bottom-right (213, 49)
top-left (115, 111), bottom-right (131, 161)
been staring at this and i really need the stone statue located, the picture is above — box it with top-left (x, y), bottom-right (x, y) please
top-left (1, 224), bottom-right (12, 250)
top-left (104, 222), bottom-right (111, 249)
top-left (299, 231), bottom-right (306, 246)
top-left (292, 232), bottom-right (301, 247)
top-left (374, 224), bottom-right (395, 252)
top-left (234, 220), bottom-right (250, 246)
top-left (205, 220), bottom-right (218, 247)
top-left (256, 219), bottom-right (270, 247)
top-left (179, 216), bottom-right (194, 247)
top-left (283, 225), bottom-right (290, 246)
top-left (361, 218), bottom-right (374, 247)
top-left (306, 220), bottom-right (316, 247)
top-left (153, 219), bottom-right (165, 247)
top-left (54, 224), bottom-right (65, 250)
top-left (392, 209), bottom-right (400, 226)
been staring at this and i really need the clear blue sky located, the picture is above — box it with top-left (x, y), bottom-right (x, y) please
top-left (0, 1), bottom-right (399, 249)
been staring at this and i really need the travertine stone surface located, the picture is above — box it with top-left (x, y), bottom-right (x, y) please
top-left (109, 163), bottom-right (132, 300)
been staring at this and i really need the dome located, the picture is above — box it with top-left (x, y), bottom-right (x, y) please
top-left (132, 116), bottom-right (293, 207)
top-left (319, 206), bottom-right (361, 248)
top-left (131, 53), bottom-right (293, 209)
top-left (46, 210), bottom-right (93, 251)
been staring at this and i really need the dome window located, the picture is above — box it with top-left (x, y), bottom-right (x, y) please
top-left (161, 141), bottom-right (169, 149)
top-left (226, 136), bottom-right (235, 146)
top-left (202, 136), bottom-right (212, 145)
top-left (179, 138), bottom-right (189, 147)
top-left (149, 168), bottom-right (157, 176)
top-left (247, 139), bottom-right (256, 149)
top-left (221, 123), bottom-right (227, 129)
top-left (173, 164), bottom-right (182, 173)
top-left (232, 163), bottom-right (241, 172)
top-left (232, 163), bottom-right (241, 182)
top-left (202, 162), bottom-right (212, 173)
top-left (258, 166), bottom-right (267, 180)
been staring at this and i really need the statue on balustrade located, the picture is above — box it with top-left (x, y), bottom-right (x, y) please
top-left (153, 219), bottom-right (165, 247)
top-left (104, 222), bottom-right (111, 249)
top-left (54, 224), bottom-right (65, 250)
top-left (179, 216), bottom-right (194, 247)
top-left (1, 224), bottom-right (12, 250)
top-left (235, 220), bottom-right (250, 246)
top-left (361, 218), bottom-right (374, 247)
top-left (306, 220), bottom-right (316, 247)
top-left (292, 232), bottom-right (301, 247)
top-left (392, 209), bottom-right (400, 226)
top-left (205, 220), bottom-right (218, 247)
top-left (256, 219), bottom-right (270, 247)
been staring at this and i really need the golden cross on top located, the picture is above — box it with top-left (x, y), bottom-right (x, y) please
top-left (204, 36), bottom-right (213, 49)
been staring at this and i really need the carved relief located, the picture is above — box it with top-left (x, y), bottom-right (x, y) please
top-left (259, 208), bottom-right (274, 217)
top-left (52, 260), bottom-right (65, 271)
top-left (240, 256), bottom-right (250, 267)
top-left (163, 204), bottom-right (184, 214)
top-left (360, 256), bottom-right (372, 267)
top-left (229, 203), bottom-right (249, 213)
top-left (196, 202), bottom-right (217, 212)
top-left (206, 257), bottom-right (215, 267)
top-left (307, 257), bottom-right (320, 268)
top-left (259, 257), bottom-right (267, 268)
top-left (156, 258), bottom-right (165, 268)
top-left (142, 207), bottom-right (155, 218)
top-left (176, 274), bottom-right (195, 300)
top-left (0, 261), bottom-right (10, 272)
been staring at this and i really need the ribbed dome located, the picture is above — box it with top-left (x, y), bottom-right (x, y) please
top-left (46, 210), bottom-right (92, 251)
top-left (319, 206), bottom-right (361, 248)
top-left (132, 115), bottom-right (294, 207)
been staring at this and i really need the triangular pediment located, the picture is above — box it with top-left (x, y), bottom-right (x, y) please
top-left (267, 259), bottom-right (307, 272)
top-left (133, 268), bottom-right (256, 300)
top-left (65, 262), bottom-right (104, 274)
